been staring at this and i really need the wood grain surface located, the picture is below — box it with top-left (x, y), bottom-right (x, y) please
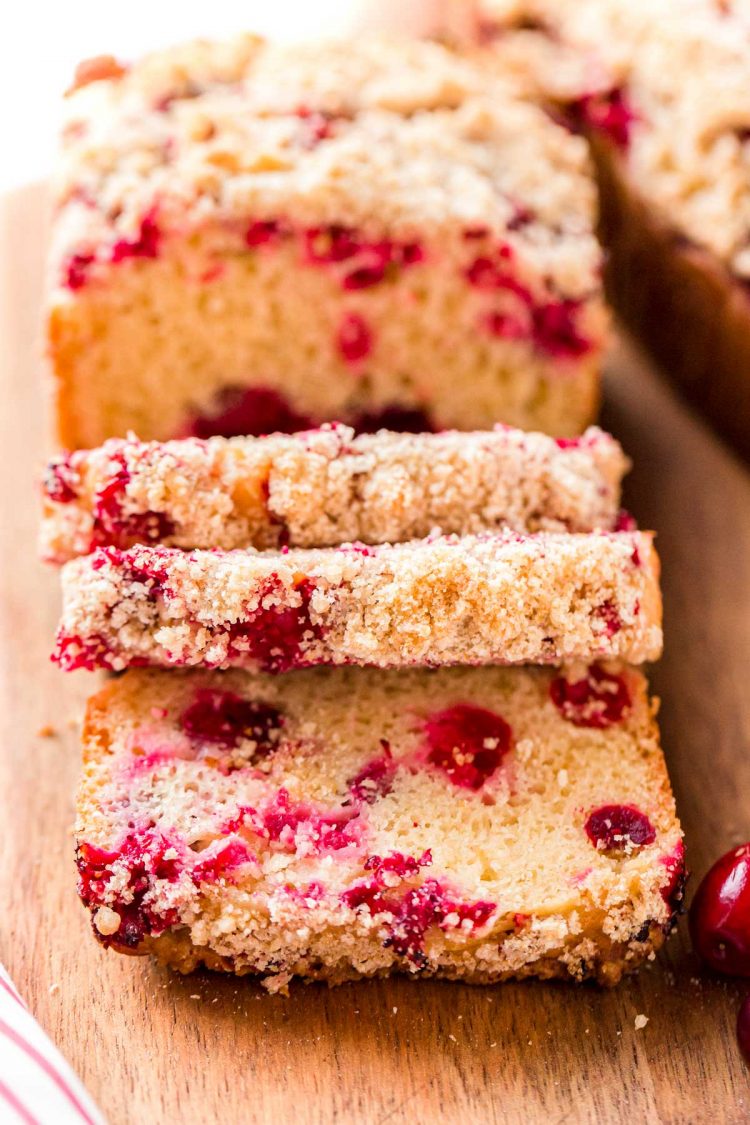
top-left (3, 182), bottom-right (750, 1125)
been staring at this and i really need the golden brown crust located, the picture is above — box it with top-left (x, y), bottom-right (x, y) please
top-left (593, 132), bottom-right (750, 460)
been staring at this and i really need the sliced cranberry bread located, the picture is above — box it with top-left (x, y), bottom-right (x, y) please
top-left (40, 424), bottom-right (629, 564)
top-left (76, 664), bottom-right (684, 989)
top-left (54, 532), bottom-right (661, 674)
top-left (479, 0), bottom-right (750, 459)
top-left (48, 35), bottom-right (606, 448)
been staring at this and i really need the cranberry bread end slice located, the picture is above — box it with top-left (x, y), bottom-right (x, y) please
top-left (48, 35), bottom-right (605, 448)
top-left (76, 663), bottom-right (684, 989)
top-left (40, 423), bottom-right (630, 563)
top-left (54, 531), bottom-right (662, 673)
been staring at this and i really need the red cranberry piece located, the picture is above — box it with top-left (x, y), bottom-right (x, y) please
top-left (64, 251), bottom-right (96, 290)
top-left (466, 256), bottom-right (503, 289)
top-left (550, 665), bottom-right (631, 728)
top-left (364, 850), bottom-right (432, 882)
top-left (660, 841), bottom-right (687, 911)
top-left (111, 212), bottom-right (160, 263)
top-left (352, 405), bottom-right (435, 434)
top-left (305, 226), bottom-right (360, 263)
top-left (76, 829), bottom-right (181, 948)
top-left (614, 509), bottom-right (638, 532)
top-left (44, 454), bottom-right (80, 503)
top-left (91, 452), bottom-right (175, 548)
top-left (532, 300), bottom-right (591, 359)
top-left (343, 263), bottom-right (387, 290)
top-left (188, 386), bottom-right (314, 439)
top-left (596, 600), bottom-right (623, 637)
top-left (225, 576), bottom-right (320, 673)
top-left (485, 311), bottom-right (529, 342)
top-left (261, 789), bottom-right (357, 853)
top-left (192, 840), bottom-right (253, 884)
top-left (337, 313), bottom-right (373, 363)
top-left (574, 87), bottom-right (636, 150)
top-left (245, 220), bottom-right (282, 248)
top-left (52, 631), bottom-right (117, 672)
top-left (348, 742), bottom-right (395, 804)
top-left (180, 688), bottom-right (284, 754)
top-left (423, 703), bottom-right (512, 790)
top-left (738, 994), bottom-right (750, 1066)
top-left (689, 844), bottom-right (750, 977)
top-left (584, 804), bottom-right (656, 852)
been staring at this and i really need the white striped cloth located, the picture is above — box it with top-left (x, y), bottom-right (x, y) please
top-left (0, 965), bottom-right (105, 1125)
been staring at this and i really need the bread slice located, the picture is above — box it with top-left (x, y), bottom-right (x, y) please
top-left (40, 423), bottom-right (630, 563)
top-left (76, 664), bottom-right (684, 989)
top-left (47, 35), bottom-right (606, 448)
top-left (54, 531), bottom-right (662, 673)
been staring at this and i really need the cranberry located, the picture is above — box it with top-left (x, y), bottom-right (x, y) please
top-left (111, 212), bottom-right (160, 263)
top-left (343, 263), bottom-right (387, 290)
top-left (180, 688), bottom-right (284, 754)
top-left (91, 451), bottom-right (175, 548)
top-left (385, 880), bottom-right (494, 964)
top-left (550, 665), bottom-right (631, 728)
top-left (614, 509), bottom-right (638, 532)
top-left (689, 844), bottom-right (750, 976)
top-left (245, 220), bottom-right (283, 248)
top-left (344, 870), bottom-right (494, 964)
top-left (532, 300), bottom-right (591, 358)
top-left (192, 840), bottom-right (253, 884)
top-left (738, 994), bottom-right (750, 1066)
top-left (364, 851), bottom-right (432, 882)
top-left (573, 87), bottom-right (636, 150)
top-left (187, 386), bottom-right (314, 439)
top-left (93, 545), bottom-right (170, 598)
top-left (52, 631), bottom-right (117, 672)
top-left (423, 703), bottom-right (512, 790)
top-left (352, 405), bottom-right (434, 434)
top-left (260, 789), bottom-right (358, 853)
top-left (554, 438), bottom-right (580, 450)
top-left (660, 841), bottom-right (687, 912)
top-left (305, 225), bottom-right (360, 263)
top-left (596, 600), bottom-right (623, 637)
top-left (485, 311), bottom-right (528, 342)
top-left (466, 256), bottom-right (505, 289)
top-left (584, 805), bottom-right (656, 852)
top-left (64, 251), bottom-right (95, 290)
top-left (348, 742), bottom-right (395, 804)
top-left (224, 576), bottom-right (320, 673)
top-left (77, 829), bottom-right (181, 948)
top-left (337, 313), bottom-right (372, 363)
top-left (44, 454), bottom-right (80, 503)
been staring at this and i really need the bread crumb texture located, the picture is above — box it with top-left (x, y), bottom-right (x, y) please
top-left (75, 663), bottom-right (684, 988)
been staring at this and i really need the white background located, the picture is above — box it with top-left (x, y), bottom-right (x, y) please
top-left (0, 1), bottom-right (463, 187)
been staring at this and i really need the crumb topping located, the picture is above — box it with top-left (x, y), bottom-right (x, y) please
top-left (54, 531), bottom-right (662, 672)
top-left (40, 423), bottom-right (629, 562)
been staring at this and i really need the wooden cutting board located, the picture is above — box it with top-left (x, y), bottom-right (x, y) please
top-left (2, 181), bottom-right (750, 1125)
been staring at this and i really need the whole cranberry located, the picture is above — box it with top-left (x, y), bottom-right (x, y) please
top-left (689, 844), bottom-right (750, 976)
top-left (738, 994), bottom-right (750, 1067)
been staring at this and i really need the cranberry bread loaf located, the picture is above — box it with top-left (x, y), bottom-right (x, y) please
top-left (54, 532), bottom-right (661, 673)
top-left (76, 664), bottom-right (684, 989)
top-left (480, 0), bottom-right (750, 459)
top-left (47, 35), bottom-right (607, 448)
top-left (40, 424), bottom-right (629, 563)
